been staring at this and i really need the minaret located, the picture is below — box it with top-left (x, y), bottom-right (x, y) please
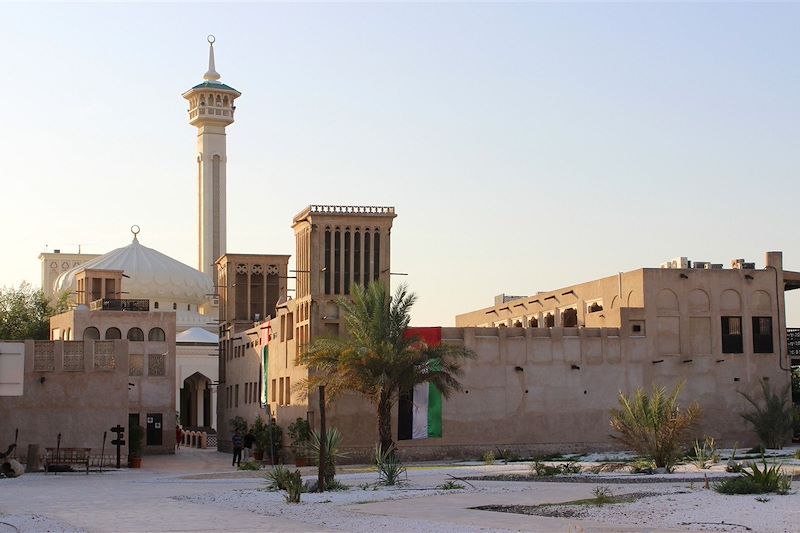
top-left (182, 35), bottom-right (241, 277)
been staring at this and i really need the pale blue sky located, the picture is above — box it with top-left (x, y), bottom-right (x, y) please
top-left (1, 2), bottom-right (798, 326)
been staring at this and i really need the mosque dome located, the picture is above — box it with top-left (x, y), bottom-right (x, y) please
top-left (54, 234), bottom-right (213, 305)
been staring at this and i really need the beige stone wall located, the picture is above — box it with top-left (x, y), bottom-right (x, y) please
top-left (39, 252), bottom-right (101, 299)
top-left (49, 309), bottom-right (177, 454)
top-left (0, 340), bottom-right (130, 457)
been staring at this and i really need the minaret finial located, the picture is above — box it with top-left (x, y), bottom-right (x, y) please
top-left (131, 225), bottom-right (140, 242)
top-left (204, 35), bottom-right (221, 82)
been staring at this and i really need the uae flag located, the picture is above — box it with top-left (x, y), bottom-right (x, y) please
top-left (261, 321), bottom-right (271, 406)
top-left (399, 327), bottom-right (443, 440)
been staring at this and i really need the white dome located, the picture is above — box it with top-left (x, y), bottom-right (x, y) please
top-left (54, 236), bottom-right (213, 305)
top-left (176, 327), bottom-right (219, 344)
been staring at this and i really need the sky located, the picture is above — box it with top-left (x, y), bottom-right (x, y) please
top-left (1, 2), bottom-right (799, 326)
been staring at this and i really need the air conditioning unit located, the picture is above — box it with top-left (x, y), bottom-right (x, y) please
top-left (742, 262), bottom-right (755, 269)
top-left (660, 257), bottom-right (689, 269)
top-left (710, 264), bottom-right (723, 269)
top-left (693, 261), bottom-right (711, 269)
top-left (731, 259), bottom-right (755, 269)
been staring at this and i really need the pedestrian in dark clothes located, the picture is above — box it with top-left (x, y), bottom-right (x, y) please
top-left (232, 432), bottom-right (243, 467)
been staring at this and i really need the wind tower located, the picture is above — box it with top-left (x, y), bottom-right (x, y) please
top-left (182, 35), bottom-right (241, 277)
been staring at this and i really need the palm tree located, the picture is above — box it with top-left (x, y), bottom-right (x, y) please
top-left (298, 283), bottom-right (475, 452)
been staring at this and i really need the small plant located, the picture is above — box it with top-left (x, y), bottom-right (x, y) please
top-left (482, 450), bottom-right (496, 465)
top-left (691, 437), bottom-right (718, 469)
top-left (558, 461), bottom-right (581, 474)
top-left (309, 427), bottom-right (345, 486)
top-left (358, 482), bottom-right (372, 490)
top-left (794, 449), bottom-right (800, 460)
top-left (609, 382), bottom-right (701, 472)
top-left (740, 380), bottom-right (794, 449)
top-left (630, 459), bottom-right (655, 474)
top-left (495, 447), bottom-right (519, 464)
top-left (376, 443), bottom-right (407, 485)
top-left (529, 459), bottom-right (561, 476)
top-left (714, 456), bottom-right (792, 495)
top-left (755, 496), bottom-right (771, 503)
top-left (238, 461), bottom-right (261, 471)
top-left (266, 465), bottom-right (291, 491)
top-left (284, 469), bottom-right (303, 503)
top-left (438, 480), bottom-right (465, 490)
top-left (727, 444), bottom-right (743, 473)
top-left (714, 477), bottom-right (761, 494)
top-left (592, 486), bottom-right (614, 505)
top-left (305, 478), bottom-right (349, 492)
top-left (128, 424), bottom-right (145, 458)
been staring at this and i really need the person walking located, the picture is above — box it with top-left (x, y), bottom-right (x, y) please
top-left (231, 431), bottom-right (243, 467)
top-left (242, 429), bottom-right (255, 463)
top-left (175, 425), bottom-right (182, 450)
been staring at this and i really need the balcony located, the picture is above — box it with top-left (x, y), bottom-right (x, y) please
top-left (89, 299), bottom-right (150, 312)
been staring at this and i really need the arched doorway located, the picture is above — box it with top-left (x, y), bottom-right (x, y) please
top-left (180, 372), bottom-right (212, 428)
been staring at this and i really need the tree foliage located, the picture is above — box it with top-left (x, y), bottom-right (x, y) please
top-left (0, 283), bottom-right (68, 340)
top-left (609, 382), bottom-right (701, 471)
top-left (297, 283), bottom-right (475, 451)
top-left (740, 379), bottom-right (794, 449)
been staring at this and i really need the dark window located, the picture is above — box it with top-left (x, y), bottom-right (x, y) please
top-left (354, 230), bottom-right (361, 286)
top-left (722, 316), bottom-right (743, 353)
top-left (344, 230), bottom-right (351, 294)
top-left (562, 308), bottom-right (578, 327)
top-left (84, 327), bottom-right (100, 340)
top-left (589, 302), bottom-right (603, 313)
top-left (105, 327), bottom-right (121, 340)
top-left (545, 314), bottom-right (555, 327)
top-left (127, 328), bottom-right (144, 342)
top-left (529, 317), bottom-right (538, 327)
top-left (373, 231), bottom-right (380, 281)
top-left (364, 232), bottom-right (371, 286)
top-left (148, 328), bottom-right (166, 342)
top-left (334, 230), bottom-right (341, 294)
top-left (172, 303), bottom-right (177, 310)
top-left (752, 317), bottom-right (774, 353)
top-left (154, 301), bottom-right (159, 310)
top-left (632, 324), bottom-right (642, 333)
top-left (235, 384), bottom-right (239, 407)
top-left (324, 230), bottom-right (331, 295)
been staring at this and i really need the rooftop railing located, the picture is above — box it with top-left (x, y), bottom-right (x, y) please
top-left (89, 299), bottom-right (150, 312)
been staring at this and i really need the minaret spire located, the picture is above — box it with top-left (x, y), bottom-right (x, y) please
top-left (204, 35), bottom-right (221, 82)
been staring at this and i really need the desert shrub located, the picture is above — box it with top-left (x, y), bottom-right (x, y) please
top-left (609, 382), bottom-right (701, 472)
top-left (795, 449), bottom-right (800, 460)
top-left (438, 480), bottom-right (465, 490)
top-left (376, 443), bottom-right (407, 485)
top-left (592, 486), bottom-right (614, 505)
top-left (528, 459), bottom-right (580, 476)
top-left (309, 427), bottom-right (345, 486)
top-left (630, 459), bottom-right (655, 474)
top-left (305, 478), bottom-right (349, 492)
top-left (495, 448), bottom-right (519, 464)
top-left (483, 451), bottom-right (495, 465)
top-left (691, 437), bottom-right (719, 469)
top-left (740, 380), bottom-right (793, 449)
top-left (238, 461), bottom-right (261, 471)
top-left (714, 456), bottom-right (792, 495)
top-left (714, 476), bottom-right (762, 494)
top-left (559, 461), bottom-right (581, 474)
top-left (726, 445), bottom-right (743, 473)
top-left (284, 469), bottom-right (303, 503)
top-left (266, 465), bottom-right (291, 491)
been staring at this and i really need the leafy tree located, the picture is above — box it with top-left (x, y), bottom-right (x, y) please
top-left (740, 379), bottom-right (794, 449)
top-left (0, 283), bottom-right (68, 340)
top-left (609, 382), bottom-right (701, 472)
top-left (298, 283), bottom-right (475, 452)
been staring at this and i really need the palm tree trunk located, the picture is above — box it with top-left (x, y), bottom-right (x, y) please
top-left (377, 393), bottom-right (394, 453)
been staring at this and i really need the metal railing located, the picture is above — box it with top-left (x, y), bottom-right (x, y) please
top-left (89, 299), bottom-right (150, 312)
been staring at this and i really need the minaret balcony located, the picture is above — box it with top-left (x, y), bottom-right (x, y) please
top-left (188, 105), bottom-right (235, 125)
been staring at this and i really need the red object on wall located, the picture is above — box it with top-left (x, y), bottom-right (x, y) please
top-left (405, 327), bottom-right (442, 348)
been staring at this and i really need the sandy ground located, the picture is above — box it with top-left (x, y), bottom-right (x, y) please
top-left (1, 447), bottom-right (799, 532)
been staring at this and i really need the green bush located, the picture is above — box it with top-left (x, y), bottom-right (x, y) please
top-left (129, 425), bottom-right (145, 458)
top-left (438, 480), bottom-right (465, 490)
top-left (376, 443), bottom-right (407, 485)
top-left (309, 427), bottom-right (345, 486)
top-left (266, 465), bottom-right (292, 491)
top-left (482, 451), bottom-right (495, 465)
top-left (288, 418), bottom-right (312, 461)
top-left (691, 437), bottom-right (719, 469)
top-left (230, 416), bottom-right (248, 434)
top-left (284, 469), bottom-right (303, 503)
top-left (238, 461), bottom-right (261, 471)
top-left (253, 416), bottom-right (282, 460)
top-left (609, 382), bottom-right (701, 472)
top-left (714, 456), bottom-right (792, 495)
top-left (631, 459), bottom-right (655, 474)
top-left (740, 380), bottom-right (793, 449)
top-left (714, 476), bottom-right (762, 494)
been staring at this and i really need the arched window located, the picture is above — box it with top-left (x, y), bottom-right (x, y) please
top-left (529, 317), bottom-right (538, 328)
top-left (84, 327), bottom-right (100, 340)
top-left (105, 327), bottom-right (121, 340)
top-left (173, 303), bottom-right (177, 310)
top-left (513, 320), bottom-right (522, 328)
top-left (148, 328), bottom-right (166, 341)
top-left (127, 328), bottom-right (144, 342)
top-left (562, 308), bottom-right (578, 327)
top-left (544, 313), bottom-right (555, 327)
top-left (187, 304), bottom-right (191, 311)
top-left (154, 302), bottom-right (159, 309)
